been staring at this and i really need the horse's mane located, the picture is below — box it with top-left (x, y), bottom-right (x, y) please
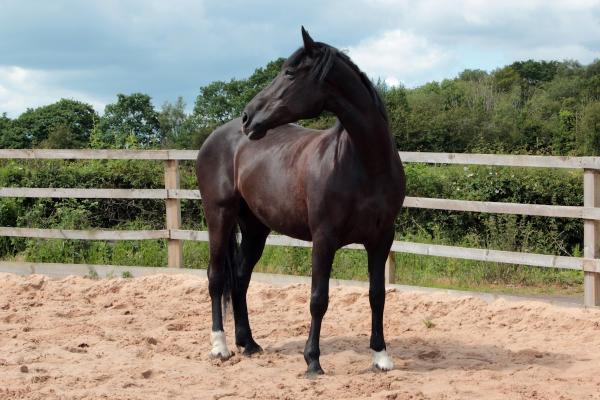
top-left (316, 44), bottom-right (389, 123)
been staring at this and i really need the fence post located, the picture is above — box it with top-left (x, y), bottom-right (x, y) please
top-left (165, 159), bottom-right (183, 268)
top-left (584, 169), bottom-right (600, 306)
top-left (385, 252), bottom-right (396, 284)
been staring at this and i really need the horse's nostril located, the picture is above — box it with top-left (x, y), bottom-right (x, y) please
top-left (242, 112), bottom-right (249, 125)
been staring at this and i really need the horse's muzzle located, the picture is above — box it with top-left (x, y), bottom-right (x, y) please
top-left (241, 111), bottom-right (267, 140)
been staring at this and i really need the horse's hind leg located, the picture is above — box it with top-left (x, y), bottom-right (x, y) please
top-left (205, 202), bottom-right (238, 360)
top-left (366, 229), bottom-right (395, 370)
top-left (232, 205), bottom-right (270, 356)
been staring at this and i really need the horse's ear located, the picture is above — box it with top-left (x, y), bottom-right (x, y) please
top-left (301, 26), bottom-right (316, 54)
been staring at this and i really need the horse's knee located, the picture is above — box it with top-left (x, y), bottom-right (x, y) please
top-left (309, 291), bottom-right (328, 317)
top-left (207, 268), bottom-right (225, 297)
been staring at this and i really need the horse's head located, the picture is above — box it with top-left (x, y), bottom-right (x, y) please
top-left (241, 27), bottom-right (335, 140)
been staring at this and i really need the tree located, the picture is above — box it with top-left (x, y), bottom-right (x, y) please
top-left (492, 66), bottom-right (520, 93)
top-left (159, 97), bottom-right (187, 145)
top-left (458, 69), bottom-right (488, 83)
top-left (158, 97), bottom-right (205, 149)
top-left (382, 86), bottom-right (410, 149)
top-left (40, 124), bottom-right (80, 149)
top-left (0, 113), bottom-right (28, 148)
top-left (101, 93), bottom-right (161, 148)
top-left (5, 99), bottom-right (97, 148)
top-left (511, 60), bottom-right (559, 86)
top-left (193, 58), bottom-right (284, 129)
top-left (579, 102), bottom-right (600, 155)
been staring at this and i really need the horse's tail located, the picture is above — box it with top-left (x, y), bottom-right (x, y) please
top-left (221, 224), bottom-right (240, 321)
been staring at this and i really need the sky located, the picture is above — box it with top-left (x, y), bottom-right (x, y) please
top-left (1, 0), bottom-right (600, 118)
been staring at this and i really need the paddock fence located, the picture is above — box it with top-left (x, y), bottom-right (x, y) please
top-left (1, 149), bottom-right (600, 306)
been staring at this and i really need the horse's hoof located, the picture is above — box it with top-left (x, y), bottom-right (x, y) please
top-left (210, 331), bottom-right (232, 361)
top-left (305, 363), bottom-right (325, 378)
top-left (242, 342), bottom-right (263, 357)
top-left (210, 350), bottom-right (234, 361)
top-left (372, 350), bottom-right (394, 371)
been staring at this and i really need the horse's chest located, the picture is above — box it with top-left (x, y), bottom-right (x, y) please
top-left (306, 177), bottom-right (397, 239)
top-left (346, 194), bottom-right (397, 235)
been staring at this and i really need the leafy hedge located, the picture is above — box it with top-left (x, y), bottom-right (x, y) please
top-left (0, 159), bottom-right (584, 293)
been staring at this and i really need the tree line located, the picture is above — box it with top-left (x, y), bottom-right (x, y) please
top-left (2, 57), bottom-right (600, 155)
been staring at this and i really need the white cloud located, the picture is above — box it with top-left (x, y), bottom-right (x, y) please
top-left (2, 0), bottom-right (600, 116)
top-left (341, 0), bottom-right (600, 86)
top-left (512, 45), bottom-right (600, 64)
top-left (347, 30), bottom-right (449, 87)
top-left (0, 66), bottom-right (106, 117)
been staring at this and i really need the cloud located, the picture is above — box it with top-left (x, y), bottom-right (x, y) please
top-left (0, 66), bottom-right (106, 117)
top-left (347, 30), bottom-right (449, 87)
top-left (1, 0), bottom-right (600, 117)
top-left (512, 45), bottom-right (600, 64)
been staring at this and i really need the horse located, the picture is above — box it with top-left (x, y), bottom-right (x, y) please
top-left (195, 27), bottom-right (406, 375)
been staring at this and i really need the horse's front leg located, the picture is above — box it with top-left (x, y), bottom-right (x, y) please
top-left (366, 229), bottom-right (395, 370)
top-left (303, 238), bottom-right (336, 376)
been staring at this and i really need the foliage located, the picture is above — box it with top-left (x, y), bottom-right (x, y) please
top-left (193, 58), bottom-right (284, 129)
top-left (100, 93), bottom-right (161, 148)
top-left (1, 99), bottom-right (97, 148)
top-left (0, 157), bottom-right (586, 294)
top-left (158, 97), bottom-right (208, 149)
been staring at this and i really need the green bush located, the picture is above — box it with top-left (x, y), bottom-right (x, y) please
top-left (0, 158), bottom-right (588, 295)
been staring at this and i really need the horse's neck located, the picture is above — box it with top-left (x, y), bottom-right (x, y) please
top-left (329, 89), bottom-right (395, 174)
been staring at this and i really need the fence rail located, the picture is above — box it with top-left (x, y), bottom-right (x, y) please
top-left (3, 148), bottom-right (600, 168)
top-left (2, 149), bottom-right (600, 306)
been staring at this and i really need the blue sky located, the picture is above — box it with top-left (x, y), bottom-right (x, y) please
top-left (1, 0), bottom-right (600, 117)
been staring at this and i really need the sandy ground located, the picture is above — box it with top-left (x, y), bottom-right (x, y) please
top-left (1, 273), bottom-right (600, 399)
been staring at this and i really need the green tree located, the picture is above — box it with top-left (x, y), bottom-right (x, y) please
top-left (492, 66), bottom-right (520, 93)
top-left (0, 113), bottom-right (10, 133)
top-left (458, 69), bottom-right (488, 83)
top-left (40, 124), bottom-right (80, 149)
top-left (158, 97), bottom-right (204, 148)
top-left (101, 93), bottom-right (161, 148)
top-left (0, 113), bottom-right (28, 148)
top-left (511, 60), bottom-right (559, 86)
top-left (579, 102), bottom-right (600, 155)
top-left (511, 60), bottom-right (560, 104)
top-left (382, 86), bottom-right (411, 149)
top-left (6, 99), bottom-right (97, 148)
top-left (193, 58), bottom-right (284, 129)
top-left (585, 60), bottom-right (600, 101)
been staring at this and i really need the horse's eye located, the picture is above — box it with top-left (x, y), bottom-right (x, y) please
top-left (284, 69), bottom-right (295, 78)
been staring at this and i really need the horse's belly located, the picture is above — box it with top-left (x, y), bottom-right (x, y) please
top-left (237, 169), bottom-right (311, 241)
top-left (244, 193), bottom-right (312, 241)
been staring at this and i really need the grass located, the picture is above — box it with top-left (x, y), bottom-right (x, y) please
top-left (423, 319), bottom-right (436, 329)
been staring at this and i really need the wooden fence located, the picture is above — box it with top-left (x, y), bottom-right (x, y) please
top-left (1, 149), bottom-right (600, 306)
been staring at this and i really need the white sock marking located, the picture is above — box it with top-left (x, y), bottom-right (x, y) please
top-left (373, 349), bottom-right (394, 370)
top-left (210, 330), bottom-right (231, 358)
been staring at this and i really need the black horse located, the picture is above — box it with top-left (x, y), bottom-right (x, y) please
top-left (196, 27), bottom-right (405, 375)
